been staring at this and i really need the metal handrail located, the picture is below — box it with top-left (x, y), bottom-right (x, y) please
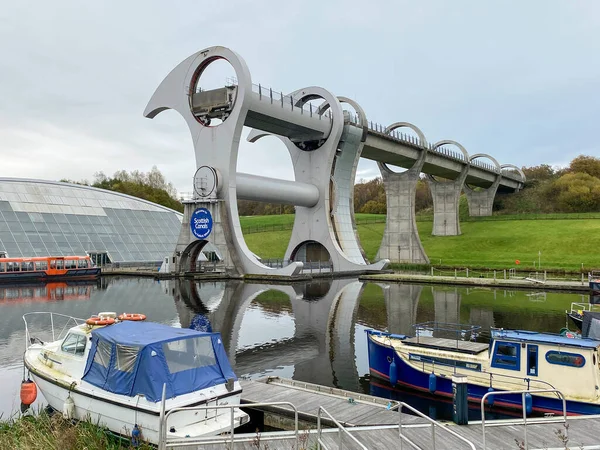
top-left (158, 384), bottom-right (299, 450)
top-left (398, 401), bottom-right (476, 450)
top-left (406, 352), bottom-right (557, 393)
top-left (22, 312), bottom-right (86, 350)
top-left (480, 388), bottom-right (567, 450)
top-left (317, 406), bottom-right (367, 450)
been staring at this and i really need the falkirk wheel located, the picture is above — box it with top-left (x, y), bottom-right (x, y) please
top-left (144, 46), bottom-right (388, 276)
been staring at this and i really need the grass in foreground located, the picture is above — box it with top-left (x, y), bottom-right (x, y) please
top-left (241, 214), bottom-right (600, 271)
top-left (0, 411), bottom-right (152, 450)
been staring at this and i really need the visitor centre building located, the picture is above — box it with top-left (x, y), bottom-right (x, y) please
top-left (0, 178), bottom-right (182, 265)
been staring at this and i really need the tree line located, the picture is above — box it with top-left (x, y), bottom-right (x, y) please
top-left (61, 154), bottom-right (600, 216)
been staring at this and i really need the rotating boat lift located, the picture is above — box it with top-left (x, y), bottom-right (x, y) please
top-left (145, 46), bottom-right (525, 275)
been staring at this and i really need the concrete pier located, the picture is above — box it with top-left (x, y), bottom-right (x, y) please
top-left (376, 123), bottom-right (429, 264)
top-left (427, 141), bottom-right (470, 236)
top-left (463, 154), bottom-right (502, 217)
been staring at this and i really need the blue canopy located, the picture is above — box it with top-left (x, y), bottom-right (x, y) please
top-left (82, 321), bottom-right (236, 402)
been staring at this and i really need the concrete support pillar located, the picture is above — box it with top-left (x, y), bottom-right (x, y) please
top-left (376, 122), bottom-right (429, 264)
top-left (463, 154), bottom-right (502, 217)
top-left (426, 140), bottom-right (470, 236)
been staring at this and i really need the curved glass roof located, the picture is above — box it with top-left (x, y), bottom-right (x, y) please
top-left (0, 178), bottom-right (182, 262)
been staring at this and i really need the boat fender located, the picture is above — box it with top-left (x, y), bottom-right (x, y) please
top-left (63, 395), bottom-right (75, 420)
top-left (389, 359), bottom-right (398, 386)
top-left (487, 387), bottom-right (494, 406)
top-left (20, 379), bottom-right (37, 406)
top-left (428, 373), bottom-right (437, 393)
top-left (131, 424), bottom-right (141, 447)
top-left (524, 392), bottom-right (533, 416)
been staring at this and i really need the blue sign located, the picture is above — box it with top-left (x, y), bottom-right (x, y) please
top-left (190, 208), bottom-right (213, 240)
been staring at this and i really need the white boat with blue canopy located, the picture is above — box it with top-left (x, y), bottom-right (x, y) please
top-left (23, 312), bottom-right (249, 445)
top-left (367, 321), bottom-right (600, 416)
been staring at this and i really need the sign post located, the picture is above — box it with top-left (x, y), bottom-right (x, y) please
top-left (190, 208), bottom-right (213, 240)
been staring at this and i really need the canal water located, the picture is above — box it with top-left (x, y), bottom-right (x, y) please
top-left (0, 277), bottom-right (586, 420)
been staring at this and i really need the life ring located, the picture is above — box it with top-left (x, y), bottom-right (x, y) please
top-left (86, 316), bottom-right (116, 326)
top-left (118, 313), bottom-right (146, 321)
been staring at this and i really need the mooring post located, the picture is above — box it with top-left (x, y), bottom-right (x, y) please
top-left (466, 268), bottom-right (469, 278)
top-left (504, 269), bottom-right (506, 280)
top-left (454, 268), bottom-right (457, 279)
top-left (431, 266), bottom-right (434, 277)
top-left (452, 375), bottom-right (469, 425)
top-left (493, 270), bottom-right (496, 280)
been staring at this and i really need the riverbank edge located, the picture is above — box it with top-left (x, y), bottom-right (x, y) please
top-left (359, 273), bottom-right (590, 293)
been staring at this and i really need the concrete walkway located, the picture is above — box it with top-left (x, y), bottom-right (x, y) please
top-left (359, 273), bottom-right (589, 293)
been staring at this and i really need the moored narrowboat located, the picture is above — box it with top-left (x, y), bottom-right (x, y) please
top-left (367, 322), bottom-right (600, 416)
top-left (0, 255), bottom-right (100, 283)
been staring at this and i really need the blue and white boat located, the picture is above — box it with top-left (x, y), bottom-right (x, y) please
top-left (23, 313), bottom-right (249, 444)
top-left (367, 322), bottom-right (600, 416)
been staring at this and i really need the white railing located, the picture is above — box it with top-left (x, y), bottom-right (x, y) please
top-left (317, 406), bottom-right (367, 450)
top-left (398, 401), bottom-right (476, 450)
top-left (480, 389), bottom-right (567, 450)
top-left (22, 312), bottom-right (86, 350)
top-left (158, 383), bottom-right (299, 450)
top-left (252, 82), bottom-right (333, 121)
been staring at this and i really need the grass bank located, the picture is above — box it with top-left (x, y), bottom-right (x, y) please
top-left (240, 214), bottom-right (600, 271)
top-left (0, 411), bottom-right (152, 450)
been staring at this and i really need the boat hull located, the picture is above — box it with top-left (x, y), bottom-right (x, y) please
top-left (367, 334), bottom-right (600, 416)
top-left (0, 268), bottom-right (100, 283)
top-left (30, 371), bottom-right (247, 444)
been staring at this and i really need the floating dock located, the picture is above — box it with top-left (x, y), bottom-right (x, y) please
top-left (166, 377), bottom-right (600, 449)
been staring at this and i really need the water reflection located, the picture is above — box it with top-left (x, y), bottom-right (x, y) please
top-left (0, 276), bottom-right (590, 419)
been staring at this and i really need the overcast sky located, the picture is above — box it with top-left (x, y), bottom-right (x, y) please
top-left (1, 1), bottom-right (599, 194)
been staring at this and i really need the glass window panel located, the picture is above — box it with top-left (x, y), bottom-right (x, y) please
top-left (77, 215), bottom-right (92, 225)
top-left (0, 222), bottom-right (10, 232)
top-left (54, 214), bottom-right (69, 224)
top-left (1, 211), bottom-right (18, 222)
top-left (34, 223), bottom-right (50, 233)
top-left (115, 345), bottom-right (140, 373)
top-left (28, 212), bottom-right (44, 223)
top-left (93, 340), bottom-right (112, 368)
top-left (0, 232), bottom-right (16, 242)
top-left (19, 244), bottom-right (34, 255)
top-left (48, 223), bottom-right (63, 233)
top-left (12, 232), bottom-right (30, 243)
top-left (0, 201), bottom-right (12, 211)
top-left (162, 337), bottom-right (216, 374)
top-left (19, 222), bottom-right (37, 232)
top-left (15, 212), bottom-right (31, 222)
top-left (41, 213), bottom-right (57, 224)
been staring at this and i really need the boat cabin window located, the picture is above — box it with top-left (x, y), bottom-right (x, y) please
top-left (93, 340), bottom-right (112, 368)
top-left (61, 333), bottom-right (87, 356)
top-left (50, 260), bottom-right (56, 269)
top-left (0, 262), bottom-right (4, 272)
top-left (162, 336), bottom-right (217, 374)
top-left (77, 259), bottom-right (89, 268)
top-left (35, 261), bottom-right (48, 271)
top-left (491, 341), bottom-right (521, 371)
top-left (545, 351), bottom-right (586, 368)
top-left (527, 345), bottom-right (538, 376)
top-left (56, 260), bottom-right (64, 270)
top-left (115, 344), bottom-right (140, 373)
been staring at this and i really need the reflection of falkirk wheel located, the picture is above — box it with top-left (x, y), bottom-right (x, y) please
top-left (380, 283), bottom-right (422, 336)
top-left (173, 278), bottom-right (363, 390)
top-left (144, 46), bottom-right (388, 275)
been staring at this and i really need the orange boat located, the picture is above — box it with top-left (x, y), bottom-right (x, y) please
top-left (0, 256), bottom-right (100, 283)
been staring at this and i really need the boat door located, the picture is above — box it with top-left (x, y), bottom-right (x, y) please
top-left (526, 344), bottom-right (538, 376)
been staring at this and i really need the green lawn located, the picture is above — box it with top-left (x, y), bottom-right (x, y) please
top-left (241, 214), bottom-right (600, 270)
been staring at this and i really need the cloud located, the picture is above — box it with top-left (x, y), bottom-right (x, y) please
top-left (1, 0), bottom-right (599, 194)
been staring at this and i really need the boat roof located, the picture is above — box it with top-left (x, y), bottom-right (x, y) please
top-left (494, 329), bottom-right (600, 349)
top-left (92, 320), bottom-right (210, 345)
